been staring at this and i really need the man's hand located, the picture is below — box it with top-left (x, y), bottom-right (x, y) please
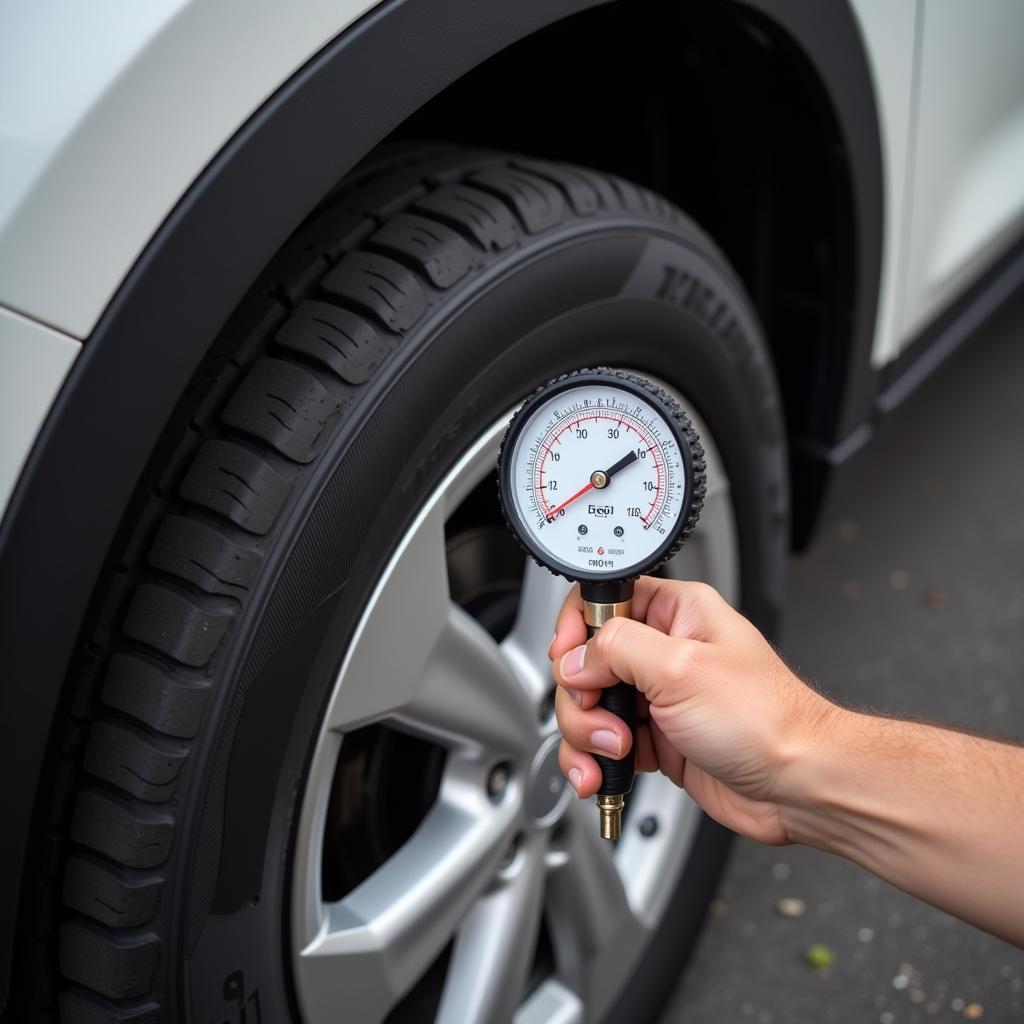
top-left (550, 576), bottom-right (1024, 948)
top-left (550, 577), bottom-right (833, 845)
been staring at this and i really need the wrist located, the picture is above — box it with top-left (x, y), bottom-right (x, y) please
top-left (772, 692), bottom-right (855, 848)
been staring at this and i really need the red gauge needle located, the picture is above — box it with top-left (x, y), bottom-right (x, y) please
top-left (545, 481), bottom-right (595, 521)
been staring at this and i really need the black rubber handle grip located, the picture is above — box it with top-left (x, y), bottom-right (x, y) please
top-left (594, 682), bottom-right (637, 795)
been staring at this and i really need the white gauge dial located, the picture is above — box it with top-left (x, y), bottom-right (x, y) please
top-left (506, 381), bottom-right (690, 578)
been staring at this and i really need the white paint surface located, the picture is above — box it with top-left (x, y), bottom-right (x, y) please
top-left (900, 0), bottom-right (1024, 340)
top-left (0, 0), bottom-right (378, 339)
top-left (848, 0), bottom-right (919, 367)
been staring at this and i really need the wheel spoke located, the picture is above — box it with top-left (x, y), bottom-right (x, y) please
top-left (436, 833), bottom-right (546, 1024)
top-left (502, 558), bottom-right (573, 705)
top-left (544, 799), bottom-right (644, 1006)
top-left (324, 501), bottom-right (535, 756)
top-left (324, 501), bottom-right (449, 732)
top-left (394, 604), bottom-right (538, 756)
top-left (296, 781), bottom-right (517, 1023)
top-left (513, 979), bottom-right (585, 1024)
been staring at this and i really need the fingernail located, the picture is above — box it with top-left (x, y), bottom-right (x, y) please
top-left (561, 644), bottom-right (586, 677)
top-left (565, 686), bottom-right (582, 706)
top-left (548, 632), bottom-right (557, 652)
top-left (568, 768), bottom-right (583, 793)
top-left (591, 729), bottom-right (621, 756)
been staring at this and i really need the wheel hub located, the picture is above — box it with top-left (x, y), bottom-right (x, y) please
top-left (525, 734), bottom-right (570, 827)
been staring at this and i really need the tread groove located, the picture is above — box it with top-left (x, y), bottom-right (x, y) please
top-left (218, 468), bottom-right (256, 493)
top-left (218, 487), bottom-right (248, 510)
top-left (266, 392), bottom-right (298, 415)
top-left (186, 558), bottom-right (249, 592)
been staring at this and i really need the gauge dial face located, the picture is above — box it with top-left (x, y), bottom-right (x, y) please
top-left (505, 381), bottom-right (690, 579)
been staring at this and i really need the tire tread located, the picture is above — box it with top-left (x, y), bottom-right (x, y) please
top-left (29, 146), bottom-right (736, 1019)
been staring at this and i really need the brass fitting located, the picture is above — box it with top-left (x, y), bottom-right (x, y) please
top-left (583, 599), bottom-right (632, 629)
top-left (596, 794), bottom-right (625, 840)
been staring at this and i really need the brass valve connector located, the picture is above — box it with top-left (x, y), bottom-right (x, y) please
top-left (597, 794), bottom-right (625, 840)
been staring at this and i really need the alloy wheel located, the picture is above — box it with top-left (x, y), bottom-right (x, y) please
top-left (291, 389), bottom-right (737, 1023)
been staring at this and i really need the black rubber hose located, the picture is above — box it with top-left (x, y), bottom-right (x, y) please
top-left (594, 675), bottom-right (637, 795)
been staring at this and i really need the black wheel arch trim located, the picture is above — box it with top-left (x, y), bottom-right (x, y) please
top-left (0, 0), bottom-right (882, 1009)
top-left (736, 0), bottom-right (885, 545)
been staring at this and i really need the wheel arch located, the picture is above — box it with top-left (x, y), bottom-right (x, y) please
top-left (0, 0), bottom-right (880, 1010)
top-left (395, 0), bottom-right (883, 548)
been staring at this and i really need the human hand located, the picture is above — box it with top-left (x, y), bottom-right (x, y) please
top-left (550, 578), bottom-right (835, 845)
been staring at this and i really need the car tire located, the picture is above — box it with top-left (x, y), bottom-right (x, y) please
top-left (17, 146), bottom-right (787, 1023)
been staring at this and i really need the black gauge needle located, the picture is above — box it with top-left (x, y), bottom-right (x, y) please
top-left (602, 450), bottom-right (638, 482)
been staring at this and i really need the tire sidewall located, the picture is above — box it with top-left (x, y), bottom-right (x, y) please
top-left (176, 221), bottom-right (788, 1022)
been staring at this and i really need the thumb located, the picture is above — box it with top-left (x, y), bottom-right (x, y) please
top-left (554, 615), bottom-right (700, 704)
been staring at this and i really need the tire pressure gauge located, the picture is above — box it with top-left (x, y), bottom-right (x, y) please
top-left (498, 368), bottom-right (705, 838)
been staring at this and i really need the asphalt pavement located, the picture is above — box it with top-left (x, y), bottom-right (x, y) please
top-left (661, 289), bottom-right (1024, 1023)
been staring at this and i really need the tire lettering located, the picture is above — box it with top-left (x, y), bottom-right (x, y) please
top-left (221, 970), bottom-right (262, 1024)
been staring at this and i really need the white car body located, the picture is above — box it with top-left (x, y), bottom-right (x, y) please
top-left (2, 1), bottom-right (1024, 521)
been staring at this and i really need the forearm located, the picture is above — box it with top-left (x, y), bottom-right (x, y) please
top-left (780, 706), bottom-right (1024, 947)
